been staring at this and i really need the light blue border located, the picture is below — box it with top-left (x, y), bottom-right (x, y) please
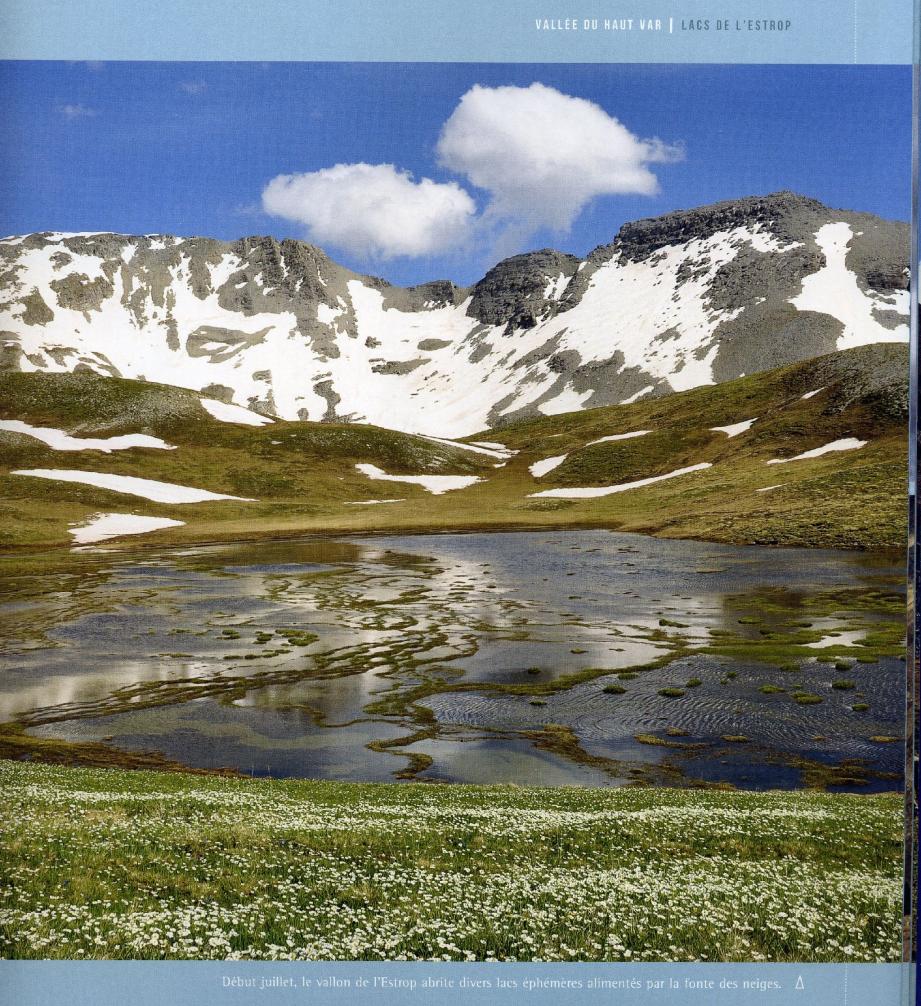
top-left (0, 0), bottom-right (916, 1001)
top-left (0, 0), bottom-right (913, 63)
top-left (0, 962), bottom-right (913, 1005)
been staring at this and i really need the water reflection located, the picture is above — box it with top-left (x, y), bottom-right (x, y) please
top-left (1, 531), bottom-right (905, 789)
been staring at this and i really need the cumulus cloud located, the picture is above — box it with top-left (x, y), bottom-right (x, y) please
top-left (436, 83), bottom-right (683, 235)
top-left (58, 103), bottom-right (98, 120)
top-left (262, 163), bottom-right (476, 259)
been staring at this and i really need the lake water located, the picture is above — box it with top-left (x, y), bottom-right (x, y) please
top-left (0, 530), bottom-right (905, 790)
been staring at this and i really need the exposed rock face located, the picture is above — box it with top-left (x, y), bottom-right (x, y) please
top-left (468, 249), bottom-right (581, 331)
top-left (596, 192), bottom-right (828, 262)
top-left (0, 192), bottom-right (908, 437)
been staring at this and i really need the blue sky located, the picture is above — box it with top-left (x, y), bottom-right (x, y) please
top-left (0, 62), bottom-right (911, 286)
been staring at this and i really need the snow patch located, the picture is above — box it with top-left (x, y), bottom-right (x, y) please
top-left (12, 469), bottom-right (254, 503)
top-left (200, 399), bottom-right (273, 426)
top-left (317, 303), bottom-right (344, 327)
top-left (586, 430), bottom-right (650, 446)
top-left (529, 455), bottom-right (568, 478)
top-left (620, 386), bottom-right (655, 405)
top-left (537, 385), bottom-right (593, 416)
top-left (0, 420), bottom-right (175, 453)
top-left (756, 484), bottom-right (785, 493)
top-left (421, 435), bottom-right (513, 459)
top-left (355, 463), bottom-right (482, 495)
top-left (801, 388), bottom-right (826, 400)
top-left (69, 512), bottom-right (185, 544)
top-left (208, 253), bottom-right (242, 292)
top-left (529, 463), bottom-right (712, 499)
top-left (767, 438), bottom-right (867, 464)
top-left (343, 499), bottom-right (405, 506)
top-left (710, 418), bottom-right (757, 438)
top-left (791, 223), bottom-right (908, 349)
top-left (543, 272), bottom-right (568, 301)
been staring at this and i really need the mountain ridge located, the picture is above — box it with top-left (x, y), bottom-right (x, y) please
top-left (0, 192), bottom-right (909, 437)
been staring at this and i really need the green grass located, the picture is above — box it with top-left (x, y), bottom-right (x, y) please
top-left (0, 761), bottom-right (902, 963)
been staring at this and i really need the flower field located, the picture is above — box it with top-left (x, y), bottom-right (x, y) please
top-left (0, 760), bottom-right (903, 962)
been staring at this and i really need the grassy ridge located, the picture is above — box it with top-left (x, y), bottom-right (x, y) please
top-left (0, 760), bottom-right (902, 962)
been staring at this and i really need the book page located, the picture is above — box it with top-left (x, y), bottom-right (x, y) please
top-left (0, 2), bottom-right (916, 1004)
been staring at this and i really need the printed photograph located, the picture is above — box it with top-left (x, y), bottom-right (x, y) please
top-left (0, 61), bottom-right (911, 962)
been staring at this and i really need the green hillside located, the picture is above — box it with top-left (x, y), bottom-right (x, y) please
top-left (0, 343), bottom-right (907, 551)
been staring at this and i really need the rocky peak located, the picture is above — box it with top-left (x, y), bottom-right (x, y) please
top-left (592, 191), bottom-right (831, 266)
top-left (468, 248), bottom-right (581, 330)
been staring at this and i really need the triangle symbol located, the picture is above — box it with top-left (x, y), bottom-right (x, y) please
top-left (795, 976), bottom-right (805, 991)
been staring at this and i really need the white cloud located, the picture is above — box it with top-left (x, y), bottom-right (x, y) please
top-left (262, 163), bottom-right (476, 259)
top-left (58, 103), bottom-right (98, 120)
top-left (436, 83), bottom-right (683, 234)
top-left (259, 83), bottom-right (682, 261)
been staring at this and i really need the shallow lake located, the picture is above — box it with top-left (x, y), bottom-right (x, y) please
top-left (0, 530), bottom-right (906, 790)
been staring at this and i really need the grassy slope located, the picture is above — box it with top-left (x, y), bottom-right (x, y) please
top-left (0, 760), bottom-right (902, 962)
top-left (0, 343), bottom-right (906, 551)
